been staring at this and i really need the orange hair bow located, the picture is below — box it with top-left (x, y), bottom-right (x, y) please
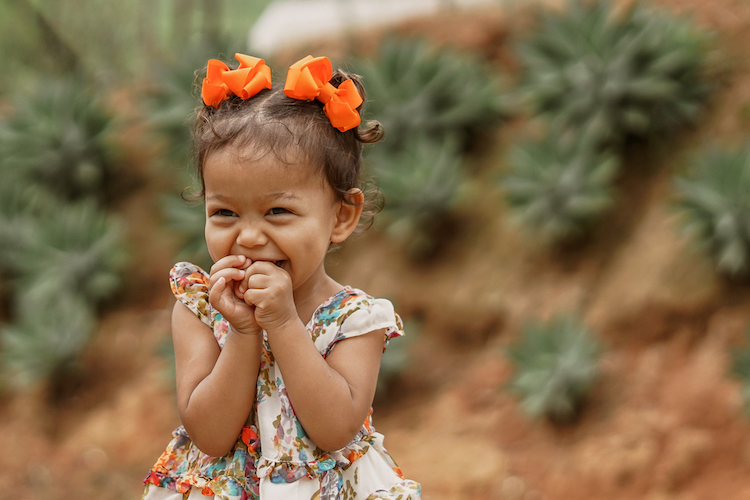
top-left (201, 53), bottom-right (272, 108)
top-left (283, 55), bottom-right (363, 132)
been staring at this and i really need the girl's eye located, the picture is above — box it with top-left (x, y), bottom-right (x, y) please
top-left (268, 207), bottom-right (290, 215)
top-left (213, 209), bottom-right (236, 217)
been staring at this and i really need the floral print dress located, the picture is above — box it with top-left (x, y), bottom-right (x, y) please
top-left (143, 262), bottom-right (421, 500)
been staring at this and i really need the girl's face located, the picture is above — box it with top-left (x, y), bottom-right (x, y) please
top-left (203, 146), bottom-right (343, 297)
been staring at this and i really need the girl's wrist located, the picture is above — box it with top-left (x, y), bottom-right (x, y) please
top-left (264, 315), bottom-right (305, 338)
top-left (229, 325), bottom-right (263, 337)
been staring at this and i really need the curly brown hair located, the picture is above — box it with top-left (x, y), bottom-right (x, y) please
top-left (191, 64), bottom-right (384, 231)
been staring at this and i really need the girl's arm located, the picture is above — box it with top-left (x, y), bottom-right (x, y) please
top-left (173, 257), bottom-right (262, 457)
top-left (265, 321), bottom-right (384, 451)
top-left (173, 303), bottom-right (262, 457)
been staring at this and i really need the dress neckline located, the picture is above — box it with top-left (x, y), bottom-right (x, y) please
top-left (305, 285), bottom-right (354, 327)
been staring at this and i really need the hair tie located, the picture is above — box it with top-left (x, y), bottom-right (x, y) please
top-left (283, 55), bottom-right (363, 132)
top-left (201, 53), bottom-right (272, 108)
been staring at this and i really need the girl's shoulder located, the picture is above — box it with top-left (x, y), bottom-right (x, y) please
top-left (311, 287), bottom-right (404, 355)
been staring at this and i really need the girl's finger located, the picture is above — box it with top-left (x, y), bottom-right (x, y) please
top-left (247, 260), bottom-right (278, 274)
top-left (208, 276), bottom-right (228, 308)
top-left (242, 287), bottom-right (258, 306)
top-left (244, 272), bottom-right (273, 291)
top-left (208, 268), bottom-right (245, 290)
top-left (209, 254), bottom-right (247, 276)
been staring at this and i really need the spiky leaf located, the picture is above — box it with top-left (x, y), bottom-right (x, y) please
top-left (2, 289), bottom-right (96, 388)
top-left (517, 0), bottom-right (710, 147)
top-left (503, 134), bottom-right (619, 243)
top-left (507, 315), bottom-right (600, 421)
top-left (0, 76), bottom-right (122, 203)
top-left (6, 201), bottom-right (128, 304)
top-left (674, 145), bottom-right (750, 276)
top-left (357, 38), bottom-right (507, 151)
top-left (367, 134), bottom-right (464, 258)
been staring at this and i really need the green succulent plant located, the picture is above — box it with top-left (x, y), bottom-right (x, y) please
top-left (0, 76), bottom-right (123, 203)
top-left (507, 314), bottom-right (600, 422)
top-left (517, 0), bottom-right (710, 147)
top-left (502, 134), bottom-right (619, 244)
top-left (0, 199), bottom-right (127, 387)
top-left (6, 200), bottom-right (128, 305)
top-left (2, 288), bottom-right (96, 388)
top-left (674, 144), bottom-right (750, 277)
top-left (357, 37), bottom-right (507, 151)
top-left (366, 133), bottom-right (464, 259)
top-left (0, 175), bottom-right (53, 274)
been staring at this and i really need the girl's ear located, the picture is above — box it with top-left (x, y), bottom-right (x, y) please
top-left (331, 188), bottom-right (364, 243)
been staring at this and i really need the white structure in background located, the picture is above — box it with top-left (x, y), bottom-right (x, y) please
top-left (249, 0), bottom-right (500, 55)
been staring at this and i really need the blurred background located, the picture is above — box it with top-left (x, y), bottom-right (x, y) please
top-left (2, 0), bottom-right (750, 498)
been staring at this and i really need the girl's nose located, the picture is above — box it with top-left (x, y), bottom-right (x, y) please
top-left (236, 223), bottom-right (267, 248)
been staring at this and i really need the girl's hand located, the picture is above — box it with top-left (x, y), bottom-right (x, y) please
top-left (208, 255), bottom-right (261, 336)
top-left (240, 261), bottom-right (298, 333)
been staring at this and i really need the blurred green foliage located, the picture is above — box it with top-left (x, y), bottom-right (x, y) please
top-left (0, 0), bottom-right (273, 92)
top-left (507, 315), bottom-right (600, 422)
top-left (0, 75), bottom-right (129, 389)
top-left (1, 200), bottom-right (127, 387)
top-left (367, 134), bottom-right (465, 260)
top-left (516, 0), bottom-right (710, 148)
top-left (359, 38), bottom-right (508, 258)
top-left (2, 292), bottom-right (96, 388)
top-left (358, 38), bottom-right (507, 151)
top-left (503, 135), bottom-right (619, 244)
top-left (505, 0), bottom-right (712, 247)
top-left (0, 77), bottom-right (123, 204)
top-left (6, 201), bottom-right (127, 305)
top-left (674, 144), bottom-right (750, 277)
top-left (0, 197), bottom-right (129, 388)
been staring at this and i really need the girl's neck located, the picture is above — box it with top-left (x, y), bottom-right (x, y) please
top-left (293, 270), bottom-right (343, 325)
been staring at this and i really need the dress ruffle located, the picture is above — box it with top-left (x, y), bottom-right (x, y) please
top-left (144, 425), bottom-right (261, 500)
top-left (365, 479), bottom-right (422, 500)
top-left (256, 437), bottom-right (371, 484)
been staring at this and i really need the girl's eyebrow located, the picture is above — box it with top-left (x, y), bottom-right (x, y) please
top-left (205, 192), bottom-right (301, 202)
top-left (267, 192), bottom-right (301, 201)
top-left (206, 191), bottom-right (301, 201)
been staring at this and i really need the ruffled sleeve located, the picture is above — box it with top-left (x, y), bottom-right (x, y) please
top-left (169, 261), bottom-right (212, 329)
top-left (323, 292), bottom-right (404, 358)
